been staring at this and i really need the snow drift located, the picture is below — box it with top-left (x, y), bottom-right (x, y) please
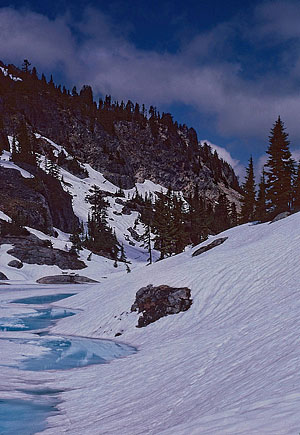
top-left (37, 211), bottom-right (300, 434)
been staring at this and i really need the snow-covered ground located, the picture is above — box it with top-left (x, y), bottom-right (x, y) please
top-left (0, 139), bottom-right (163, 282)
top-left (2, 211), bottom-right (296, 434)
top-left (1, 136), bottom-right (300, 434)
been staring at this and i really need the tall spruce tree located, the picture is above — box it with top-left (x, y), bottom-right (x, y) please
top-left (214, 193), bottom-right (230, 233)
top-left (265, 117), bottom-right (295, 214)
top-left (14, 120), bottom-right (36, 165)
top-left (293, 161), bottom-right (300, 212)
top-left (255, 170), bottom-right (268, 221)
top-left (240, 156), bottom-right (256, 223)
top-left (85, 185), bottom-right (118, 257)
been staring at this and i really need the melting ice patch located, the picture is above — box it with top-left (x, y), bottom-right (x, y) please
top-left (0, 398), bottom-right (58, 435)
top-left (0, 308), bottom-right (76, 331)
top-left (11, 293), bottom-right (76, 305)
top-left (0, 335), bottom-right (136, 371)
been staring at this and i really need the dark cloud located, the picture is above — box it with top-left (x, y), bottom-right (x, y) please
top-left (1, 2), bottom-right (300, 151)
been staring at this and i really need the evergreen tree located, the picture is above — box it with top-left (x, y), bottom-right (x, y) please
top-left (265, 117), bottom-right (295, 213)
top-left (230, 202), bottom-right (238, 227)
top-left (293, 161), bottom-right (300, 212)
top-left (140, 222), bottom-right (153, 264)
top-left (187, 185), bottom-right (209, 245)
top-left (14, 120), bottom-right (36, 165)
top-left (22, 59), bottom-right (31, 73)
top-left (255, 170), bottom-right (268, 221)
top-left (45, 151), bottom-right (60, 178)
top-left (214, 193), bottom-right (230, 233)
top-left (240, 156), bottom-right (256, 223)
top-left (85, 185), bottom-right (118, 257)
top-left (69, 223), bottom-right (83, 253)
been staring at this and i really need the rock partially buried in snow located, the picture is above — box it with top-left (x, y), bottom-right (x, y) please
top-left (192, 237), bottom-right (228, 257)
top-left (0, 271), bottom-right (8, 279)
top-left (270, 211), bottom-right (290, 224)
top-left (131, 284), bottom-right (192, 328)
top-left (36, 275), bottom-right (99, 284)
top-left (8, 259), bottom-right (23, 269)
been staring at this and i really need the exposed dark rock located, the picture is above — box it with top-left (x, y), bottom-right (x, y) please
top-left (0, 271), bottom-right (8, 279)
top-left (270, 211), bottom-right (290, 224)
top-left (0, 166), bottom-right (78, 235)
top-left (8, 259), bottom-right (23, 269)
top-left (0, 62), bottom-right (241, 203)
top-left (115, 198), bottom-right (126, 206)
top-left (36, 274), bottom-right (98, 284)
top-left (1, 234), bottom-right (86, 270)
top-left (127, 227), bottom-right (142, 242)
top-left (131, 284), bottom-right (192, 328)
top-left (192, 237), bottom-right (228, 257)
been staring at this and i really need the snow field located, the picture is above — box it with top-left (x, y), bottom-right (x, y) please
top-left (33, 212), bottom-right (300, 434)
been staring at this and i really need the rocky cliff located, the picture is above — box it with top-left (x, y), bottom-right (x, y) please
top-left (0, 61), bottom-right (241, 201)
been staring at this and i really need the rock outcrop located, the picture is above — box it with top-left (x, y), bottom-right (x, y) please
top-left (1, 234), bottom-right (86, 270)
top-left (192, 237), bottom-right (228, 257)
top-left (8, 260), bottom-right (23, 269)
top-left (131, 284), bottom-right (192, 327)
top-left (0, 166), bottom-right (78, 235)
top-left (270, 211), bottom-right (291, 224)
top-left (0, 272), bottom-right (8, 279)
top-left (36, 275), bottom-right (98, 284)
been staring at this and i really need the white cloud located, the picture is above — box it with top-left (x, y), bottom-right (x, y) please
top-left (200, 140), bottom-right (245, 179)
top-left (1, 3), bottom-right (300, 149)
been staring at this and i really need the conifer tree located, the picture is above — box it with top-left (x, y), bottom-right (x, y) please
top-left (22, 59), bottom-right (31, 73)
top-left (293, 161), bottom-right (300, 212)
top-left (255, 170), bottom-right (268, 221)
top-left (85, 185), bottom-right (118, 257)
top-left (230, 202), bottom-right (238, 227)
top-left (140, 222), bottom-right (153, 264)
top-left (240, 156), bottom-right (256, 223)
top-left (265, 117), bottom-right (295, 213)
top-left (14, 120), bottom-right (36, 165)
top-left (187, 185), bottom-right (209, 245)
top-left (214, 193), bottom-right (230, 233)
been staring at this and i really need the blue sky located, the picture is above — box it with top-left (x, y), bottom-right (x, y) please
top-left (1, 0), bottom-right (300, 178)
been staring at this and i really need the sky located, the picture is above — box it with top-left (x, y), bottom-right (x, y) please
top-left (1, 0), bottom-right (300, 179)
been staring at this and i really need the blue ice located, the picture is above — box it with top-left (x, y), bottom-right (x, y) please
top-left (12, 293), bottom-right (76, 304)
top-left (0, 308), bottom-right (75, 332)
top-left (0, 398), bottom-right (58, 435)
top-left (1, 336), bottom-right (136, 371)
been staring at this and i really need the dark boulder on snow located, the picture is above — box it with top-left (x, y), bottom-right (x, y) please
top-left (37, 274), bottom-right (98, 284)
top-left (1, 234), bottom-right (86, 270)
top-left (270, 211), bottom-right (290, 224)
top-left (0, 271), bottom-right (8, 279)
top-left (0, 166), bottom-right (79, 236)
top-left (131, 284), bottom-right (192, 328)
top-left (192, 237), bottom-right (228, 257)
top-left (8, 259), bottom-right (23, 269)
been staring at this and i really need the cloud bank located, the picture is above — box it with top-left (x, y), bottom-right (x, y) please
top-left (1, 2), bottom-right (300, 150)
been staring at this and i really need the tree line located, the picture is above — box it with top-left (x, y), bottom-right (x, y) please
top-left (241, 116), bottom-right (300, 223)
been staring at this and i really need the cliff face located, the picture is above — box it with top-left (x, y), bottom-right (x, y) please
top-left (0, 165), bottom-right (78, 235)
top-left (0, 61), bottom-right (241, 202)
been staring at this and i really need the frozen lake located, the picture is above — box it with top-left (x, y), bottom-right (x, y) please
top-left (0, 286), bottom-right (136, 434)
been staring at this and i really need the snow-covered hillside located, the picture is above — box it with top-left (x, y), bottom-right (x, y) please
top-left (0, 139), bottom-right (166, 282)
top-left (34, 211), bottom-right (300, 434)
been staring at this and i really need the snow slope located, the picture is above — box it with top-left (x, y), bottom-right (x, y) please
top-left (0, 140), bottom-right (163, 282)
top-left (32, 211), bottom-right (300, 434)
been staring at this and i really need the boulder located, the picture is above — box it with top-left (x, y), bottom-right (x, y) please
top-left (0, 272), bottom-right (8, 280)
top-left (192, 237), bottom-right (228, 257)
top-left (131, 284), bottom-right (192, 328)
top-left (36, 275), bottom-right (99, 284)
top-left (8, 259), bottom-right (23, 269)
top-left (270, 211), bottom-right (290, 224)
top-left (1, 234), bottom-right (86, 270)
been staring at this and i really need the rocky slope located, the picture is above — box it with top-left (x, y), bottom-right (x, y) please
top-left (0, 61), bottom-right (241, 201)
